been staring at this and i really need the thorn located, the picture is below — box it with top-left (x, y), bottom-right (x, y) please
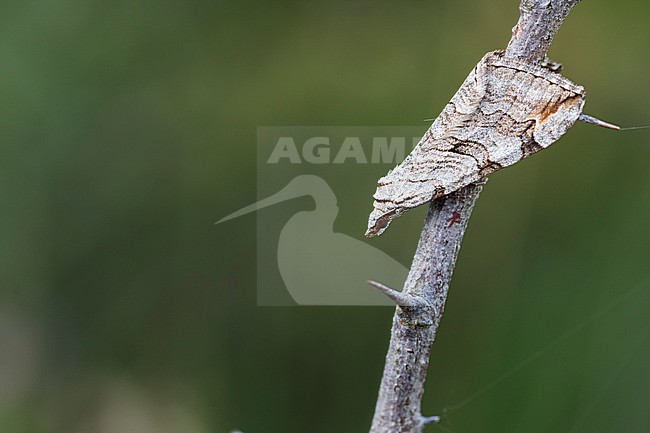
top-left (422, 415), bottom-right (441, 424)
top-left (578, 113), bottom-right (620, 130)
top-left (367, 280), bottom-right (419, 306)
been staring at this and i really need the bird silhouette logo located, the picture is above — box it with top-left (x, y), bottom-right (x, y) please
top-left (217, 175), bottom-right (408, 305)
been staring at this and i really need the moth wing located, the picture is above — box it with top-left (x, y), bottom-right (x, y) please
top-left (365, 57), bottom-right (490, 237)
top-left (366, 144), bottom-right (484, 237)
top-left (365, 51), bottom-right (586, 238)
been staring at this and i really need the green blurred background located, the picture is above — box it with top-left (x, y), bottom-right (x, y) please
top-left (1, 0), bottom-right (648, 432)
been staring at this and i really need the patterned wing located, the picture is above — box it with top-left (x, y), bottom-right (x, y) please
top-left (366, 51), bottom-right (585, 237)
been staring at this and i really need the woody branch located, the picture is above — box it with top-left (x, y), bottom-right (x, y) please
top-left (368, 1), bottom-right (582, 432)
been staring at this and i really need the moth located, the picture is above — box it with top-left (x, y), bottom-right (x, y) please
top-left (366, 50), bottom-right (594, 237)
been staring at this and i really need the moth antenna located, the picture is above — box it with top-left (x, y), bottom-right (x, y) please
top-left (578, 113), bottom-right (620, 130)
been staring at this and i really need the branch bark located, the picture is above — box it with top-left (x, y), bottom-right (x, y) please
top-left (369, 2), bottom-right (582, 432)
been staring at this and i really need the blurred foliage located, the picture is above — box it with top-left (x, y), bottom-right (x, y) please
top-left (0, 0), bottom-right (648, 432)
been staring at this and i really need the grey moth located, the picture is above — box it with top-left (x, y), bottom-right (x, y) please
top-left (366, 50), bottom-right (585, 237)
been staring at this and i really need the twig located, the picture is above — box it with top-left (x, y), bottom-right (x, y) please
top-left (368, 1), bottom-right (583, 432)
top-left (368, 181), bottom-right (486, 433)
